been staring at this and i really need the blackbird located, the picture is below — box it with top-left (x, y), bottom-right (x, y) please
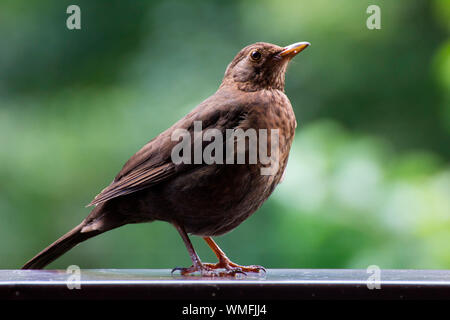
top-left (22, 41), bottom-right (310, 276)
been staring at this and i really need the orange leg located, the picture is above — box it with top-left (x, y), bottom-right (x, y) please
top-left (202, 237), bottom-right (266, 274)
top-left (171, 222), bottom-right (265, 277)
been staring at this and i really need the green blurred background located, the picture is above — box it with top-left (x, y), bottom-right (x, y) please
top-left (1, 0), bottom-right (449, 270)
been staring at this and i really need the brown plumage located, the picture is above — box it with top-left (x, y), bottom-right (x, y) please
top-left (22, 41), bottom-right (310, 275)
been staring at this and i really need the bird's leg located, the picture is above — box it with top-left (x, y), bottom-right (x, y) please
top-left (171, 222), bottom-right (232, 276)
top-left (202, 237), bottom-right (266, 274)
top-left (171, 222), bottom-right (205, 276)
top-left (171, 223), bottom-right (260, 277)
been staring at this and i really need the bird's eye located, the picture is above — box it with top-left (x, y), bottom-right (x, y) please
top-left (250, 50), bottom-right (262, 61)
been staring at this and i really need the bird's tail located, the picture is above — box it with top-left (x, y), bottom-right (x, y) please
top-left (21, 222), bottom-right (102, 270)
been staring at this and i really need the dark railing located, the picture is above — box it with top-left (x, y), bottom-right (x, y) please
top-left (1, 269), bottom-right (449, 300)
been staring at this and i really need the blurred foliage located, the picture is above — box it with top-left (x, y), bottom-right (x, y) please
top-left (0, 0), bottom-right (449, 269)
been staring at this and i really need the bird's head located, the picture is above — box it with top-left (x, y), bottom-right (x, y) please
top-left (221, 41), bottom-right (310, 92)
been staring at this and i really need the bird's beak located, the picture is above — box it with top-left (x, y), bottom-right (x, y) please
top-left (279, 42), bottom-right (310, 59)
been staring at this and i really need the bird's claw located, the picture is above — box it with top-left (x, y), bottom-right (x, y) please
top-left (203, 262), bottom-right (247, 275)
top-left (171, 261), bottom-right (265, 277)
top-left (171, 264), bottom-right (243, 277)
top-left (223, 261), bottom-right (266, 274)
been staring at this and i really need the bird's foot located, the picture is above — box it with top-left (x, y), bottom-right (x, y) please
top-left (204, 259), bottom-right (266, 274)
top-left (172, 259), bottom-right (265, 277)
top-left (171, 263), bottom-right (243, 277)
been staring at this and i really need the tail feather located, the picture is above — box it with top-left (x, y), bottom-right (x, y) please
top-left (22, 223), bottom-right (101, 270)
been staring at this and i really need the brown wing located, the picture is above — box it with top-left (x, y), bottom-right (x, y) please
top-left (87, 91), bottom-right (249, 207)
top-left (87, 161), bottom-right (176, 206)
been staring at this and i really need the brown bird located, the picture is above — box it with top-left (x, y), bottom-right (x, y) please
top-left (22, 41), bottom-right (310, 276)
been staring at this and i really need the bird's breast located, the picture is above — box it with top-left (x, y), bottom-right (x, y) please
top-left (159, 89), bottom-right (297, 236)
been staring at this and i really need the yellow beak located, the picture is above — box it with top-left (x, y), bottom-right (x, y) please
top-left (279, 42), bottom-right (310, 58)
